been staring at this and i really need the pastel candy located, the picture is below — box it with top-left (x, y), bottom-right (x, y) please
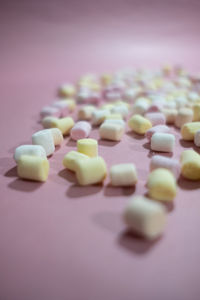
top-left (194, 130), bottom-right (200, 147)
top-left (110, 163), bottom-right (137, 186)
top-left (75, 156), bottom-right (107, 185)
top-left (147, 168), bottom-right (177, 202)
top-left (78, 105), bottom-right (96, 120)
top-left (145, 125), bottom-right (170, 141)
top-left (17, 155), bottom-right (49, 182)
top-left (77, 138), bottom-right (98, 157)
top-left (123, 196), bottom-right (166, 240)
top-left (14, 145), bottom-right (46, 163)
top-left (128, 114), bottom-right (152, 134)
top-left (181, 122), bottom-right (200, 141)
top-left (146, 103), bottom-right (163, 113)
top-left (92, 110), bottom-right (110, 126)
top-left (63, 151), bottom-right (89, 172)
top-left (42, 116), bottom-right (57, 129)
top-left (193, 104), bottom-right (200, 121)
top-left (112, 105), bottom-right (129, 118)
top-left (99, 123), bottom-right (125, 141)
top-left (105, 113), bottom-right (123, 120)
top-left (175, 108), bottom-right (193, 128)
top-left (40, 106), bottom-right (60, 118)
top-left (61, 99), bottom-right (76, 111)
top-left (52, 101), bottom-right (68, 117)
top-left (132, 101), bottom-right (149, 115)
top-left (150, 155), bottom-right (180, 179)
top-left (151, 133), bottom-right (175, 152)
top-left (70, 121), bottom-right (91, 141)
top-left (47, 117), bottom-right (74, 135)
top-left (50, 128), bottom-right (63, 146)
top-left (145, 112), bottom-right (166, 126)
top-left (58, 84), bottom-right (76, 98)
top-left (180, 150), bottom-right (200, 180)
top-left (162, 108), bottom-right (178, 124)
top-left (32, 129), bottom-right (55, 156)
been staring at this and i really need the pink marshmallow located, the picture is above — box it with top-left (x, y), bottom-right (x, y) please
top-left (52, 101), bottom-right (69, 117)
top-left (145, 125), bottom-right (170, 141)
top-left (146, 103), bottom-right (163, 113)
top-left (145, 112), bottom-right (166, 126)
top-left (70, 121), bottom-right (92, 141)
top-left (150, 155), bottom-right (180, 179)
top-left (40, 106), bottom-right (61, 118)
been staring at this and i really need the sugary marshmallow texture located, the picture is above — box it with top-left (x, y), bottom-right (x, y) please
top-left (99, 122), bottom-right (124, 141)
top-left (180, 150), bottom-right (200, 180)
top-left (14, 145), bottom-right (46, 162)
top-left (151, 132), bottom-right (175, 152)
top-left (77, 138), bottom-right (98, 157)
top-left (128, 114), bottom-right (152, 134)
top-left (63, 151), bottom-right (89, 172)
top-left (123, 196), bottom-right (166, 240)
top-left (32, 129), bottom-right (55, 156)
top-left (181, 122), bottom-right (200, 141)
top-left (110, 163), bottom-right (137, 186)
top-left (70, 121), bottom-right (91, 141)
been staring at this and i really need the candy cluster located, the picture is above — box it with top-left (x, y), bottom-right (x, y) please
top-left (14, 65), bottom-right (200, 240)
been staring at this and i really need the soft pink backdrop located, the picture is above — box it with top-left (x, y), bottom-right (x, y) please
top-left (1, 1), bottom-right (200, 299)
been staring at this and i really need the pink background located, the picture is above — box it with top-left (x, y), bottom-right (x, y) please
top-left (1, 1), bottom-right (200, 299)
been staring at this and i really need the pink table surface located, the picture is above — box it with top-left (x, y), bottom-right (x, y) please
top-left (1, 1), bottom-right (200, 299)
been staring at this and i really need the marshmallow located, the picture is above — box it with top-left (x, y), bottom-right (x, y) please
top-left (175, 108), bottom-right (193, 128)
top-left (49, 117), bottom-right (74, 135)
top-left (146, 103), bottom-right (162, 113)
top-left (58, 84), bottom-right (76, 98)
top-left (180, 150), bottom-right (200, 180)
top-left (63, 151), bottom-right (89, 172)
top-left (193, 104), bottom-right (200, 121)
top-left (50, 128), bottom-right (63, 146)
top-left (42, 116), bottom-right (57, 128)
top-left (78, 105), bottom-right (96, 120)
top-left (147, 168), bottom-right (177, 202)
top-left (40, 106), bottom-right (60, 118)
top-left (105, 113), bottom-right (123, 120)
top-left (99, 123), bottom-right (124, 141)
top-left (145, 112), bottom-right (166, 126)
top-left (145, 125), bottom-right (170, 141)
top-left (150, 155), bottom-right (180, 179)
top-left (181, 122), bottom-right (200, 141)
top-left (100, 103), bottom-right (114, 111)
top-left (111, 105), bottom-right (129, 118)
top-left (70, 121), bottom-right (91, 141)
top-left (32, 129), bottom-right (55, 156)
top-left (103, 119), bottom-right (126, 127)
top-left (194, 130), bottom-right (200, 147)
top-left (77, 138), bottom-right (98, 157)
top-left (14, 145), bottom-right (46, 163)
top-left (132, 101), bottom-right (149, 115)
top-left (92, 110), bottom-right (110, 126)
top-left (61, 99), bottom-right (76, 111)
top-left (110, 163), bottom-right (137, 186)
top-left (101, 73), bottom-right (112, 86)
top-left (151, 133), bottom-right (175, 152)
top-left (162, 108), bottom-right (178, 124)
top-left (123, 196), bottom-right (166, 240)
top-left (75, 156), bottom-right (107, 185)
top-left (52, 101), bottom-right (68, 117)
top-left (17, 155), bottom-right (49, 182)
top-left (128, 114), bottom-right (152, 134)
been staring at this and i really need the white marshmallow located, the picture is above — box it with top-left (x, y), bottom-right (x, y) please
top-left (14, 145), bottom-right (46, 162)
top-left (92, 109), bottom-right (110, 126)
top-left (32, 129), bottom-right (55, 156)
top-left (110, 163), bottom-right (137, 186)
top-left (50, 128), bottom-right (63, 146)
top-left (99, 122), bottom-right (124, 141)
top-left (132, 101), bottom-right (149, 115)
top-left (123, 196), bottom-right (166, 240)
top-left (103, 119), bottom-right (126, 127)
top-left (112, 105), bottom-right (129, 118)
top-left (150, 155), bottom-right (180, 179)
top-left (42, 116), bottom-right (57, 128)
top-left (151, 132), bottom-right (175, 152)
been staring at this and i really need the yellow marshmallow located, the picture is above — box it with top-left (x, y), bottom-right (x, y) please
top-left (162, 108), bottom-right (178, 124)
top-left (101, 73), bottom-right (112, 86)
top-left (147, 168), bottom-right (176, 202)
top-left (105, 113), bottom-right (123, 120)
top-left (75, 156), bottom-right (107, 185)
top-left (77, 138), bottom-right (98, 157)
top-left (180, 150), bottom-right (200, 180)
top-left (128, 114), bottom-right (152, 134)
top-left (58, 85), bottom-right (76, 98)
top-left (51, 117), bottom-right (74, 135)
top-left (63, 151), bottom-right (89, 172)
top-left (181, 122), bottom-right (200, 141)
top-left (100, 103), bottom-right (114, 111)
top-left (113, 100), bottom-right (130, 108)
top-left (193, 104), bottom-right (200, 121)
top-left (17, 155), bottom-right (49, 182)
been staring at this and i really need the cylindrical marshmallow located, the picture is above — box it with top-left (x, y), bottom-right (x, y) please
top-left (50, 128), bottom-right (63, 146)
top-left (99, 122), bottom-right (124, 141)
top-left (78, 105), bottom-right (96, 120)
top-left (151, 133), bottom-right (175, 152)
top-left (70, 121), bottom-right (91, 141)
top-left (58, 83), bottom-right (76, 98)
top-left (147, 168), bottom-right (177, 202)
top-left (123, 196), bottom-right (166, 240)
top-left (63, 151), bottom-right (89, 172)
top-left (193, 104), bottom-right (200, 121)
top-left (145, 125), bottom-right (170, 141)
top-left (42, 116), bottom-right (57, 129)
top-left (150, 155), bottom-right (180, 179)
top-left (75, 156), bottom-right (107, 185)
top-left (175, 108), bottom-right (193, 128)
top-left (52, 101), bottom-right (68, 117)
top-left (40, 106), bottom-right (60, 118)
top-left (50, 117), bottom-right (74, 135)
top-left (111, 105), bottom-right (129, 118)
top-left (194, 130), bottom-right (200, 147)
top-left (14, 145), bottom-right (46, 163)
top-left (77, 138), bottom-right (98, 157)
top-left (180, 150), bottom-right (200, 180)
top-left (132, 101), bottom-right (149, 115)
top-left (162, 108), bottom-right (178, 124)
top-left (145, 112), bottom-right (166, 126)
top-left (110, 163), bottom-right (137, 186)
top-left (128, 114), bottom-right (152, 134)
top-left (32, 129), bottom-right (55, 156)
top-left (181, 122), bottom-right (200, 141)
top-left (92, 110), bottom-right (110, 126)
top-left (103, 119), bottom-right (126, 127)
top-left (17, 155), bottom-right (49, 182)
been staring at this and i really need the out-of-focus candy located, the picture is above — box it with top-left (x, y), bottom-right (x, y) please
top-left (180, 150), bottom-right (200, 180)
top-left (128, 114), bottom-right (152, 134)
top-left (70, 121), bottom-right (91, 141)
top-left (145, 125), bottom-right (170, 141)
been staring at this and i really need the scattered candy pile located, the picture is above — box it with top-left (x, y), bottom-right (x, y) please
top-left (13, 65), bottom-right (200, 240)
